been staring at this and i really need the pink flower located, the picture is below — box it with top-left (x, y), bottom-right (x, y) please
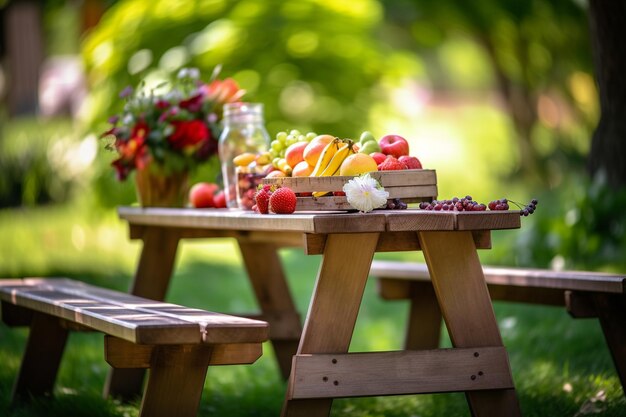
top-left (201, 78), bottom-right (245, 105)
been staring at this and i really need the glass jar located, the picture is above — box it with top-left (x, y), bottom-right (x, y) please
top-left (218, 102), bottom-right (270, 209)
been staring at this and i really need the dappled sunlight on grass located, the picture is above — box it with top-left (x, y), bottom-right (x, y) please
top-left (0, 205), bottom-right (137, 281)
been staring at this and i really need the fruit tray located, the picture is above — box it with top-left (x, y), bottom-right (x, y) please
top-left (262, 169), bottom-right (437, 211)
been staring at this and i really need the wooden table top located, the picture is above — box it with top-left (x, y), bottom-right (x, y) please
top-left (118, 207), bottom-right (522, 234)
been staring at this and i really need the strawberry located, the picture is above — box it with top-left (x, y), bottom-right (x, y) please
top-left (269, 187), bottom-right (297, 214)
top-left (254, 185), bottom-right (273, 214)
top-left (377, 155), bottom-right (408, 171)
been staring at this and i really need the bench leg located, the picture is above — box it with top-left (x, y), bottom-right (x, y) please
top-left (12, 312), bottom-right (69, 403)
top-left (104, 227), bottom-right (181, 401)
top-left (593, 294), bottom-right (626, 392)
top-left (238, 240), bottom-right (301, 380)
top-left (405, 281), bottom-right (442, 350)
top-left (139, 345), bottom-right (212, 417)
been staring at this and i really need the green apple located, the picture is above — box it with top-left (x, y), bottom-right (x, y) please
top-left (359, 131), bottom-right (377, 145)
top-left (359, 140), bottom-right (381, 154)
top-left (358, 131), bottom-right (380, 153)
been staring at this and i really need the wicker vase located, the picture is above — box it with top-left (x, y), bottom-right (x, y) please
top-left (134, 165), bottom-right (189, 208)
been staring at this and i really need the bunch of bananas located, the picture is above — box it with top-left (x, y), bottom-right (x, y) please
top-left (310, 138), bottom-right (356, 197)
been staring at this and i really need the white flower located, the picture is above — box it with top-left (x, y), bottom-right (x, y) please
top-left (343, 173), bottom-right (389, 213)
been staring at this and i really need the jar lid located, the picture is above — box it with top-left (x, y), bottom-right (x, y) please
top-left (223, 102), bottom-right (264, 118)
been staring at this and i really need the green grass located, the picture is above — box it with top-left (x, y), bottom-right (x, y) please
top-left (1, 203), bottom-right (625, 416)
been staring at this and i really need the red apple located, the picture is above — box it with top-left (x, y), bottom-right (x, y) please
top-left (213, 190), bottom-right (227, 208)
top-left (398, 155), bottom-right (422, 169)
top-left (189, 182), bottom-right (219, 208)
top-left (370, 152), bottom-right (387, 165)
top-left (379, 134), bottom-right (409, 158)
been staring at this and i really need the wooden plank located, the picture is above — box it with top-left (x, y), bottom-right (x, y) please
top-left (370, 261), bottom-right (625, 294)
top-left (282, 232), bottom-right (379, 417)
top-left (118, 207), bottom-right (320, 233)
top-left (1, 302), bottom-right (33, 326)
top-left (12, 312), bottom-right (68, 402)
top-left (0, 287), bottom-right (202, 344)
top-left (104, 336), bottom-right (262, 368)
top-left (264, 169), bottom-right (437, 192)
top-left (386, 211), bottom-right (457, 231)
top-left (238, 240), bottom-right (302, 380)
top-left (304, 231), bottom-right (491, 255)
top-left (372, 169), bottom-right (437, 187)
top-left (312, 213), bottom-right (387, 234)
top-left (386, 210), bottom-right (521, 232)
top-left (418, 231), bottom-right (521, 416)
top-left (290, 347), bottom-right (513, 399)
top-left (139, 345), bottom-right (212, 417)
top-left (128, 225), bottom-right (303, 247)
top-left (0, 281), bottom-right (269, 344)
top-left (455, 211), bottom-right (521, 231)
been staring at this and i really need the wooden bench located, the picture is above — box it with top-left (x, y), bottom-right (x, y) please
top-left (370, 260), bottom-right (626, 393)
top-left (0, 278), bottom-right (269, 417)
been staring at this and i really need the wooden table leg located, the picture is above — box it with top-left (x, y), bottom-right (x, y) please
top-left (405, 281), bottom-right (443, 350)
top-left (104, 227), bottom-right (181, 401)
top-left (12, 312), bottom-right (69, 403)
top-left (238, 240), bottom-right (302, 380)
top-left (418, 231), bottom-right (522, 417)
top-left (281, 232), bottom-right (380, 417)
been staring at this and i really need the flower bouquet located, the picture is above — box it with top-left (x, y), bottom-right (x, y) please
top-left (102, 67), bottom-right (245, 207)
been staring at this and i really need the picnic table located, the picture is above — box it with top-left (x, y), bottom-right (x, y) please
top-left (108, 207), bottom-right (523, 416)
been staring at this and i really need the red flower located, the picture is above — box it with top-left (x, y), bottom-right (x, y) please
top-left (179, 93), bottom-right (204, 113)
top-left (168, 120), bottom-right (210, 150)
top-left (111, 122), bottom-right (151, 180)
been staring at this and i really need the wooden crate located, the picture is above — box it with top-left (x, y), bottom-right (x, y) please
top-left (263, 169), bottom-right (437, 211)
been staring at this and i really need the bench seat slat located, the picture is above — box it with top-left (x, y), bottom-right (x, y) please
top-left (0, 279), bottom-right (268, 345)
top-left (370, 261), bottom-right (625, 294)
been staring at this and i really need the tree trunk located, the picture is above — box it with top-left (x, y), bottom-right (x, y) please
top-left (3, 0), bottom-right (44, 116)
top-left (587, 1), bottom-right (626, 188)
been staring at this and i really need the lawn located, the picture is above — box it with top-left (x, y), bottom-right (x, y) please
top-left (0, 203), bottom-right (624, 416)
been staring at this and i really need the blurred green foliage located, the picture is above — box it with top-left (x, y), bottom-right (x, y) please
top-left (1, 0), bottom-right (624, 273)
top-left (383, 0), bottom-right (596, 184)
top-left (81, 0), bottom-right (391, 138)
top-left (0, 118), bottom-right (94, 208)
top-left (516, 172), bottom-right (626, 271)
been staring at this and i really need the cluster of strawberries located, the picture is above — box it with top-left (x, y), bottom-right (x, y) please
top-left (253, 185), bottom-right (297, 214)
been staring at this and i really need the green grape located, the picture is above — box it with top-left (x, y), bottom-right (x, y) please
top-left (289, 129), bottom-right (301, 136)
top-left (306, 132), bottom-right (317, 141)
top-left (271, 140), bottom-right (282, 152)
top-left (286, 136), bottom-right (298, 147)
top-left (276, 131), bottom-right (288, 142)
